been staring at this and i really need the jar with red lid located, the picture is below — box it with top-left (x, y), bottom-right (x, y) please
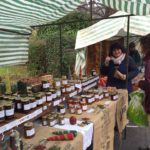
top-left (80, 101), bottom-right (88, 111)
top-left (76, 105), bottom-right (82, 115)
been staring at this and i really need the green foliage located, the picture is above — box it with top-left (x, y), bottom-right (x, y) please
top-left (28, 11), bottom-right (91, 77)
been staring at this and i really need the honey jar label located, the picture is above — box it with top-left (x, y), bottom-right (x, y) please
top-left (38, 99), bottom-right (43, 105)
top-left (56, 81), bottom-right (61, 87)
top-left (26, 128), bottom-right (35, 136)
top-left (47, 95), bottom-right (52, 101)
top-left (0, 110), bottom-right (5, 118)
top-left (82, 105), bottom-right (87, 110)
top-left (52, 93), bottom-right (57, 99)
top-left (99, 95), bottom-right (103, 100)
top-left (24, 104), bottom-right (31, 110)
top-left (43, 83), bottom-right (50, 89)
top-left (5, 108), bottom-right (14, 116)
top-left (60, 108), bottom-right (65, 114)
top-left (62, 80), bottom-right (68, 85)
top-left (50, 120), bottom-right (56, 126)
top-left (95, 95), bottom-right (99, 99)
top-left (31, 102), bottom-right (37, 108)
top-left (57, 91), bottom-right (61, 96)
top-left (42, 96), bottom-right (46, 103)
top-left (66, 87), bottom-right (71, 92)
top-left (113, 95), bottom-right (118, 100)
top-left (17, 103), bottom-right (22, 109)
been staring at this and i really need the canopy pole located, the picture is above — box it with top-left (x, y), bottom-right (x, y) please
top-left (59, 24), bottom-right (62, 76)
top-left (90, 0), bottom-right (92, 20)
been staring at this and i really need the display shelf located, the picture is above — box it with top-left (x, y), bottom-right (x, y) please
top-left (0, 75), bottom-right (99, 135)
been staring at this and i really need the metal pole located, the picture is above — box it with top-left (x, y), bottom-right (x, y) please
top-left (59, 24), bottom-right (62, 76)
top-left (90, 0), bottom-right (92, 20)
top-left (126, 16), bottom-right (130, 89)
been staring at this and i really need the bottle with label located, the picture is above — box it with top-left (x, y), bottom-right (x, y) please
top-left (24, 122), bottom-right (35, 138)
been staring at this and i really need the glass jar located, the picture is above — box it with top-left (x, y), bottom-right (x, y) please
top-left (15, 98), bottom-right (22, 112)
top-left (47, 116), bottom-right (56, 127)
top-left (69, 106), bottom-right (75, 114)
top-left (55, 79), bottom-right (61, 88)
top-left (49, 89), bottom-right (57, 99)
top-left (24, 122), bottom-right (35, 139)
top-left (58, 115), bottom-right (65, 125)
top-left (57, 104), bottom-right (66, 115)
top-left (99, 92), bottom-right (104, 100)
top-left (65, 84), bottom-right (71, 94)
top-left (22, 99), bottom-right (31, 113)
top-left (91, 70), bottom-right (97, 76)
top-left (42, 116), bottom-right (47, 126)
top-left (42, 80), bottom-right (50, 92)
top-left (103, 90), bottom-right (109, 98)
top-left (0, 104), bottom-right (5, 122)
top-left (94, 90), bottom-right (99, 101)
top-left (110, 92), bottom-right (119, 101)
top-left (80, 101), bottom-right (88, 111)
top-left (30, 97), bottom-right (37, 109)
top-left (4, 102), bottom-right (14, 119)
top-left (61, 86), bottom-right (66, 94)
top-left (46, 92), bottom-right (52, 102)
top-left (62, 76), bottom-right (68, 86)
top-left (36, 94), bottom-right (43, 106)
top-left (76, 105), bottom-right (82, 115)
top-left (86, 95), bottom-right (94, 104)
top-left (41, 93), bottom-right (46, 104)
top-left (56, 88), bottom-right (61, 97)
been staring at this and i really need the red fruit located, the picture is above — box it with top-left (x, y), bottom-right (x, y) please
top-left (69, 116), bottom-right (77, 125)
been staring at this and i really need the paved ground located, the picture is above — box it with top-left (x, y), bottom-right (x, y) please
top-left (114, 124), bottom-right (150, 150)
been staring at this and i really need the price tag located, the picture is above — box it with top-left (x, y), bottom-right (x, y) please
top-left (6, 120), bottom-right (18, 131)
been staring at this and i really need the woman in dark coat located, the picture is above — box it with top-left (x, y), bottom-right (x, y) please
top-left (100, 43), bottom-right (139, 93)
top-left (139, 34), bottom-right (150, 114)
top-left (138, 34), bottom-right (150, 149)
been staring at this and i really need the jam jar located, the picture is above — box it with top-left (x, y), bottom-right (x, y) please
top-left (0, 104), bottom-right (5, 122)
top-left (86, 95), bottom-right (94, 104)
top-left (15, 98), bottom-right (22, 112)
top-left (80, 101), bottom-right (88, 111)
top-left (65, 84), bottom-right (71, 94)
top-left (41, 93), bottom-right (46, 104)
top-left (69, 105), bottom-right (75, 114)
top-left (61, 76), bottom-right (68, 86)
top-left (24, 122), bottom-right (35, 139)
top-left (47, 116), bottom-right (56, 127)
top-left (30, 97), bottom-right (37, 109)
top-left (36, 94), bottom-right (43, 106)
top-left (46, 92), bottom-right (52, 102)
top-left (49, 89), bottom-right (57, 99)
top-left (58, 115), bottom-right (65, 125)
top-left (94, 90), bottom-right (99, 101)
top-left (103, 89), bottom-right (109, 98)
top-left (56, 88), bottom-right (61, 97)
top-left (4, 102), bottom-right (14, 120)
top-left (99, 92), bottom-right (104, 100)
top-left (91, 69), bottom-right (97, 76)
top-left (42, 116), bottom-right (48, 126)
top-left (110, 92), bottom-right (119, 101)
top-left (42, 80), bottom-right (50, 92)
top-left (57, 104), bottom-right (66, 115)
top-left (76, 105), bottom-right (82, 115)
top-left (22, 98), bottom-right (31, 113)
top-left (54, 79), bottom-right (61, 88)
top-left (61, 86), bottom-right (66, 94)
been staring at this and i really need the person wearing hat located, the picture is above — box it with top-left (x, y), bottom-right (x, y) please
top-left (129, 42), bottom-right (141, 67)
top-left (100, 43), bottom-right (139, 93)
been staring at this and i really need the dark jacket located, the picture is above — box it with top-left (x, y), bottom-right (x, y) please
top-left (139, 52), bottom-right (150, 114)
top-left (100, 56), bottom-right (139, 93)
top-left (129, 50), bottom-right (141, 66)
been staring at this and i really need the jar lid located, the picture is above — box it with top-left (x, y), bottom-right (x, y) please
top-left (24, 122), bottom-right (33, 127)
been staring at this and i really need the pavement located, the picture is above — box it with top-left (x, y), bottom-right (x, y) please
top-left (114, 124), bottom-right (150, 150)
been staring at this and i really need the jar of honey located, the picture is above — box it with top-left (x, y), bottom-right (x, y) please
top-left (30, 97), bottom-right (37, 109)
top-left (110, 92), bottom-right (119, 101)
top-left (69, 105), bottom-right (75, 114)
top-left (36, 94), bottom-right (43, 106)
top-left (57, 104), bottom-right (66, 115)
top-left (42, 80), bottom-right (50, 92)
top-left (15, 98), bottom-right (22, 112)
top-left (24, 122), bottom-right (35, 138)
top-left (61, 86), bottom-right (66, 94)
top-left (66, 84), bottom-right (71, 94)
top-left (62, 76), bottom-right (68, 85)
top-left (76, 105), bottom-right (82, 115)
top-left (47, 116), bottom-right (56, 127)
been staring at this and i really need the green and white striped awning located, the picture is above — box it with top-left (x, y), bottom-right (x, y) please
top-left (75, 11), bottom-right (150, 49)
top-left (0, 0), bottom-right (149, 66)
top-left (97, 0), bottom-right (150, 16)
top-left (0, 0), bottom-right (84, 66)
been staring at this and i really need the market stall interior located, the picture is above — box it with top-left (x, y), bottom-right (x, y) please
top-left (0, 0), bottom-right (150, 150)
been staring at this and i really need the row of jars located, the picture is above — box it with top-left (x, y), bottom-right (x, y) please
top-left (42, 112), bottom-right (65, 127)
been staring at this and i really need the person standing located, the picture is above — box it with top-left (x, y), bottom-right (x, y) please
top-left (129, 42), bottom-right (141, 67)
top-left (100, 43), bottom-right (139, 93)
top-left (138, 34), bottom-right (150, 150)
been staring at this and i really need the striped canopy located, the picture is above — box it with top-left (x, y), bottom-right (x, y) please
top-left (0, 0), bottom-right (150, 66)
top-left (75, 11), bottom-right (150, 49)
top-left (97, 0), bottom-right (150, 16)
top-left (0, 0), bottom-right (84, 66)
